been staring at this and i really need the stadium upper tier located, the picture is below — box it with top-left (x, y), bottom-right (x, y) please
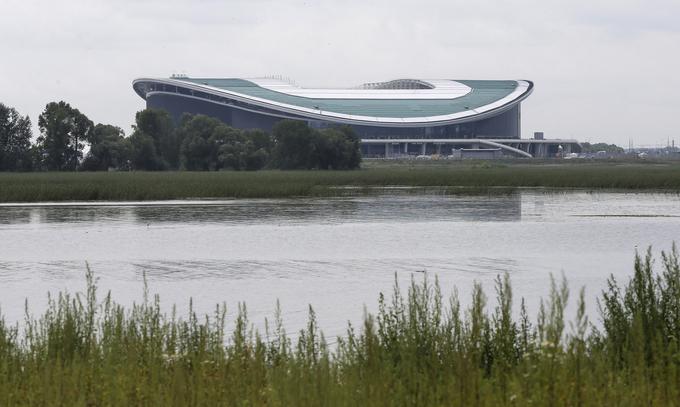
top-left (132, 77), bottom-right (533, 127)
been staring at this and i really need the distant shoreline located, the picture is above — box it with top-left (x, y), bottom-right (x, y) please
top-left (1, 161), bottom-right (680, 202)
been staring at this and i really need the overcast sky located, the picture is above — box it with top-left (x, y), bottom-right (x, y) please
top-left (1, 0), bottom-right (678, 146)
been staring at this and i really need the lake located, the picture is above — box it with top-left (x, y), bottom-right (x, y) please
top-left (1, 190), bottom-right (679, 341)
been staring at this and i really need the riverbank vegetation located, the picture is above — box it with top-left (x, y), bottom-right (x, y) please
top-left (0, 102), bottom-right (361, 172)
top-left (126, 111), bottom-right (360, 172)
top-left (1, 248), bottom-right (679, 405)
top-left (1, 162), bottom-right (680, 202)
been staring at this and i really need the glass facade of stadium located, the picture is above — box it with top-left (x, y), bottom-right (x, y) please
top-left (134, 78), bottom-right (579, 158)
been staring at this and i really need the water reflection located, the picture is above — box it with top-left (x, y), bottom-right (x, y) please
top-left (0, 206), bottom-right (136, 225)
top-left (0, 208), bottom-right (32, 224)
top-left (131, 194), bottom-right (523, 224)
top-left (0, 192), bottom-right (523, 226)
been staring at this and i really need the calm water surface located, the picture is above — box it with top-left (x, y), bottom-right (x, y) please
top-left (1, 191), bottom-right (679, 340)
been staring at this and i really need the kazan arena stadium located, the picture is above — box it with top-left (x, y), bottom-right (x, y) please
top-left (132, 76), bottom-right (579, 158)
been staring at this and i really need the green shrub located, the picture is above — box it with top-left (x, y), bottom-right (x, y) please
top-left (1, 247), bottom-right (680, 405)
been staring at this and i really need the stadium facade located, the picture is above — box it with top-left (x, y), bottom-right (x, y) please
top-left (132, 76), bottom-right (579, 158)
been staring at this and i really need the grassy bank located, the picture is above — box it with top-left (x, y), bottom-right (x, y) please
top-left (1, 248), bottom-right (680, 405)
top-left (1, 161), bottom-right (680, 202)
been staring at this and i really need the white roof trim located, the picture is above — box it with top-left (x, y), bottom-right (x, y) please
top-left (133, 78), bottom-right (533, 127)
top-left (247, 78), bottom-right (473, 100)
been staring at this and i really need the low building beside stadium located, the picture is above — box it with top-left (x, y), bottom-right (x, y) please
top-left (132, 75), bottom-right (579, 158)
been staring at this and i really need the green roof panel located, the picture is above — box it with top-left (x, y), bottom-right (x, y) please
top-left (176, 78), bottom-right (520, 119)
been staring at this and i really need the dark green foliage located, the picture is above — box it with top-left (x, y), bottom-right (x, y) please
top-left (36, 101), bottom-right (93, 171)
top-left (314, 127), bottom-right (361, 170)
top-left (176, 115), bottom-right (273, 171)
top-left (2, 106), bottom-right (360, 173)
top-left (271, 120), bottom-right (316, 169)
top-left (177, 114), bottom-right (223, 171)
top-left (130, 108), bottom-right (177, 170)
top-left (245, 133), bottom-right (272, 170)
top-left (272, 120), bottom-right (362, 170)
top-left (81, 124), bottom-right (132, 171)
top-left (1, 248), bottom-right (679, 405)
top-left (171, 117), bottom-right (361, 171)
top-left (581, 142), bottom-right (625, 154)
top-left (218, 129), bottom-right (272, 171)
top-left (338, 125), bottom-right (361, 169)
top-left (599, 248), bottom-right (680, 371)
top-left (130, 131), bottom-right (163, 171)
top-left (0, 103), bottom-right (33, 171)
top-left (1, 100), bottom-right (138, 172)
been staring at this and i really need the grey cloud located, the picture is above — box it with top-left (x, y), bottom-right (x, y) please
top-left (0, 0), bottom-right (678, 145)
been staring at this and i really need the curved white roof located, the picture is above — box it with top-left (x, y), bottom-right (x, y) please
top-left (133, 77), bottom-right (533, 127)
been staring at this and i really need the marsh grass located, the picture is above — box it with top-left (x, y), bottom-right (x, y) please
top-left (2, 162), bottom-right (680, 202)
top-left (1, 247), bottom-right (680, 405)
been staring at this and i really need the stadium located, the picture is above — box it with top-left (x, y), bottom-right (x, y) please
top-left (132, 76), bottom-right (579, 158)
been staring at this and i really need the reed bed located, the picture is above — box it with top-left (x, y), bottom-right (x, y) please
top-left (1, 248), bottom-right (680, 405)
top-left (1, 162), bottom-right (680, 202)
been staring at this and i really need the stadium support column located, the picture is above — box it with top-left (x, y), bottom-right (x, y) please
top-left (536, 143), bottom-right (545, 158)
top-left (385, 143), bottom-right (389, 158)
top-left (517, 104), bottom-right (522, 139)
top-left (421, 143), bottom-right (426, 155)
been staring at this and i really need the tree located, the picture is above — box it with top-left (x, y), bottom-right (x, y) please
top-left (271, 120), bottom-right (316, 169)
top-left (37, 101), bottom-right (93, 171)
top-left (271, 120), bottom-right (361, 170)
top-left (337, 125), bottom-right (361, 169)
top-left (131, 109), bottom-right (177, 169)
top-left (130, 132), bottom-right (161, 171)
top-left (126, 113), bottom-right (359, 172)
top-left (242, 129), bottom-right (272, 170)
top-left (581, 142), bottom-right (625, 154)
top-left (0, 103), bottom-right (33, 171)
top-left (215, 125), bottom-right (246, 170)
top-left (218, 129), bottom-right (272, 171)
top-left (315, 127), bottom-right (361, 169)
top-left (81, 124), bottom-right (132, 171)
top-left (177, 114), bottom-right (223, 170)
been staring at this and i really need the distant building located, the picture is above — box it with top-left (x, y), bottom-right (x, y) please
top-left (132, 76), bottom-right (580, 158)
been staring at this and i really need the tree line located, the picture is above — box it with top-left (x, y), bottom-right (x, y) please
top-left (0, 101), bottom-right (361, 172)
top-left (580, 142), bottom-right (625, 154)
